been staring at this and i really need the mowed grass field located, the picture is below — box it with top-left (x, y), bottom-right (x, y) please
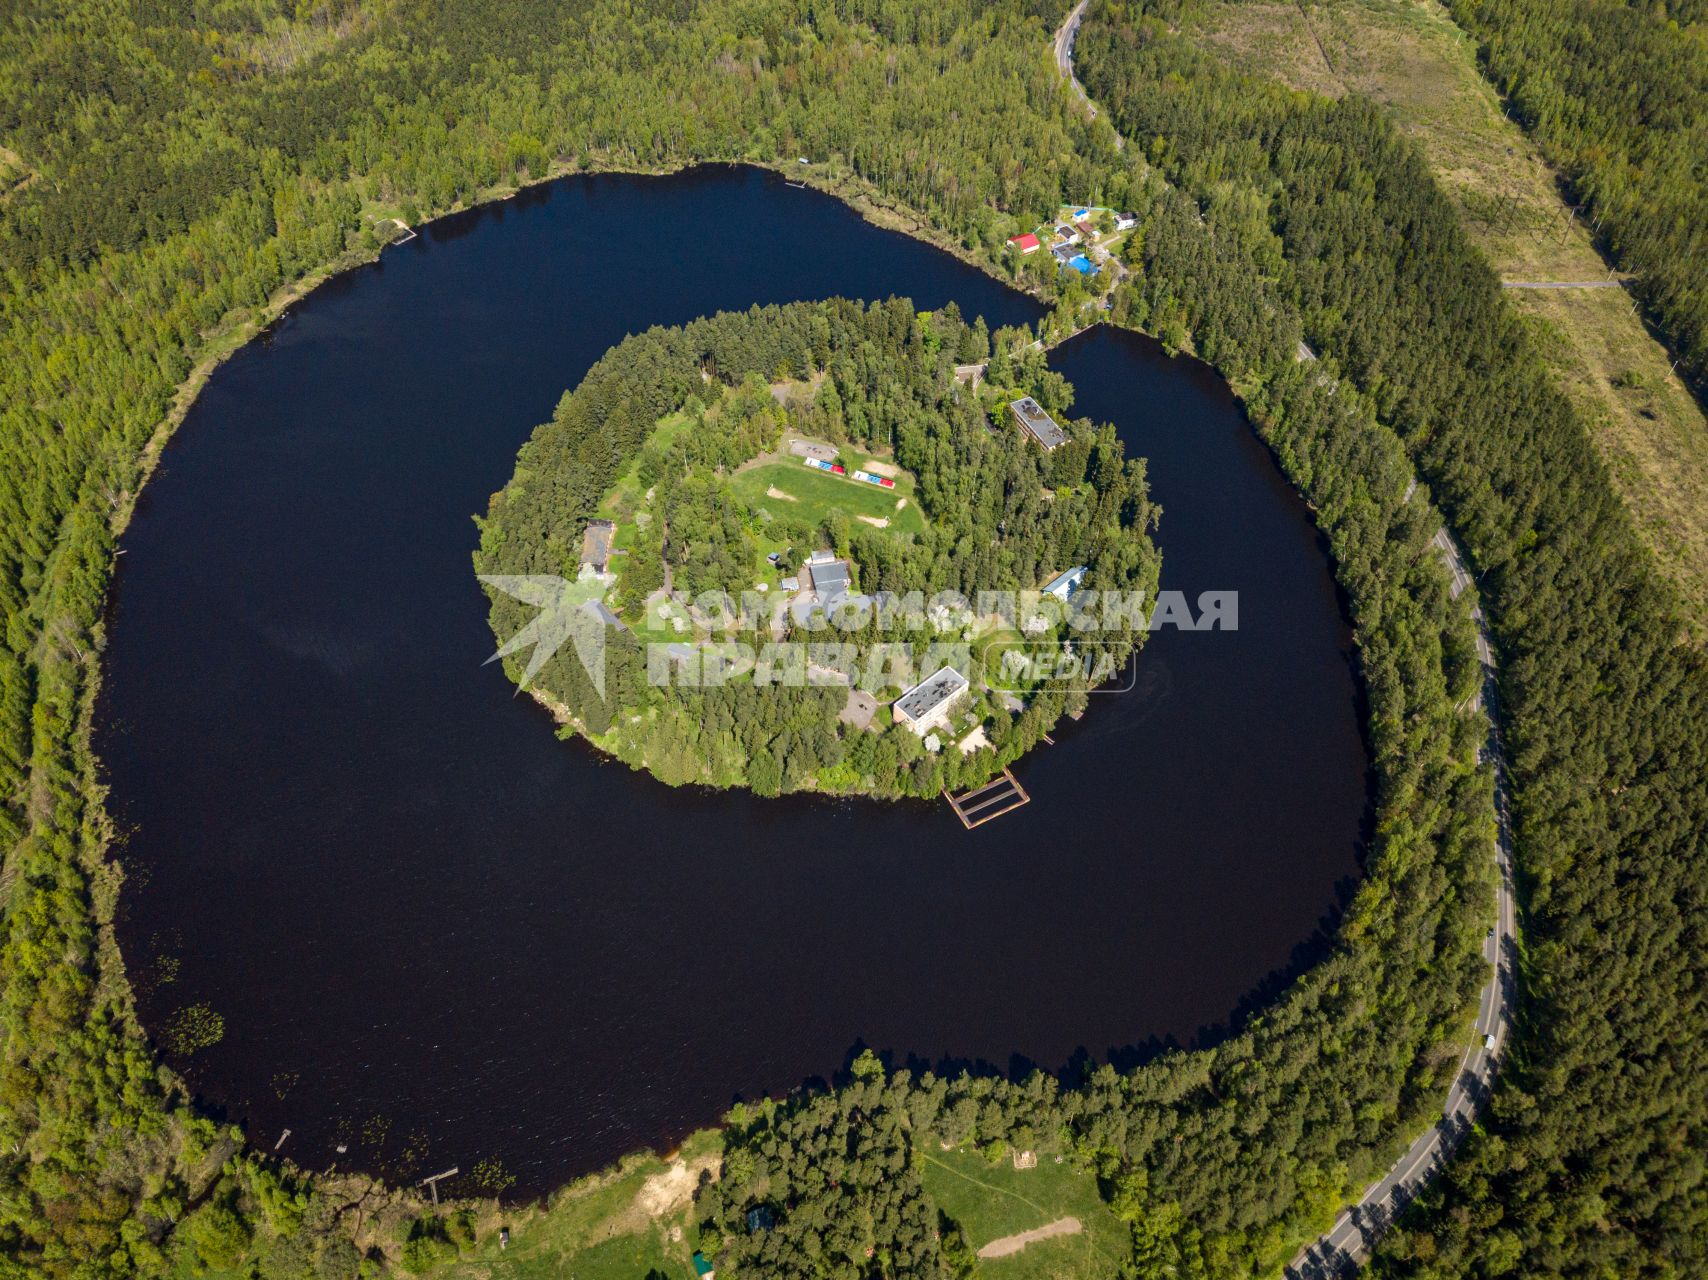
top-left (919, 1146), bottom-right (1128, 1280)
top-left (1185, 0), bottom-right (1708, 637)
top-left (728, 460), bottom-right (926, 537)
top-left (428, 1131), bottom-right (720, 1280)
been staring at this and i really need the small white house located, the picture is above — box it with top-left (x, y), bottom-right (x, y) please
top-left (1114, 212), bottom-right (1138, 231)
top-left (1042, 565), bottom-right (1088, 600)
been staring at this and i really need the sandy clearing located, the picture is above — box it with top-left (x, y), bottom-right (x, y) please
top-left (865, 460), bottom-right (901, 478)
top-left (894, 497), bottom-right (908, 510)
top-left (638, 1153), bottom-right (720, 1218)
top-left (858, 515), bottom-right (889, 528)
top-left (977, 1217), bottom-right (1082, 1259)
top-left (765, 486), bottom-right (798, 502)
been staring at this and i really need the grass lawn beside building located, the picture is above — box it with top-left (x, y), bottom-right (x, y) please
top-left (728, 459), bottom-right (927, 537)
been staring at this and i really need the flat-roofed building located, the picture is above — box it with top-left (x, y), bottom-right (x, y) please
top-left (893, 665), bottom-right (970, 736)
top-left (1008, 397), bottom-right (1068, 451)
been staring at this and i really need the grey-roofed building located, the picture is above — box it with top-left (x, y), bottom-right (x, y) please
top-left (805, 550), bottom-right (852, 605)
top-left (580, 519), bottom-right (616, 573)
top-left (1008, 397), bottom-right (1068, 451)
top-left (893, 665), bottom-right (970, 736)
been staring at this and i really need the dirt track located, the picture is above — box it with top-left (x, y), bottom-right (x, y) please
top-left (977, 1216), bottom-right (1082, 1258)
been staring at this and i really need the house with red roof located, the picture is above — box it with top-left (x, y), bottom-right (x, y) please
top-left (1006, 232), bottom-right (1041, 254)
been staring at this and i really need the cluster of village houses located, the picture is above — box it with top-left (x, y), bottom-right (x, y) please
top-left (567, 397), bottom-right (1088, 752)
top-left (1006, 206), bottom-right (1137, 276)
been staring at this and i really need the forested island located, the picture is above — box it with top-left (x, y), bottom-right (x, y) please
top-left (2, 0), bottom-right (1707, 1278)
top-left (476, 298), bottom-right (1159, 798)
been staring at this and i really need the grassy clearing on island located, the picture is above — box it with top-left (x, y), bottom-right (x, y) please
top-left (429, 1131), bottom-right (721, 1280)
top-left (728, 460), bottom-right (927, 537)
top-left (919, 1145), bottom-right (1128, 1280)
top-left (1186, 0), bottom-right (1708, 635)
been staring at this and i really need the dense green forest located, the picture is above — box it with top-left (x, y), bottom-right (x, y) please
top-left (1445, 0), bottom-right (1708, 386)
top-left (476, 298), bottom-right (1158, 798)
top-left (1077, 4), bottom-right (1708, 1274)
top-left (0, 0), bottom-right (1700, 1275)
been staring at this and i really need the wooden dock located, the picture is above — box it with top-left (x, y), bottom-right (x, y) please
top-left (945, 768), bottom-right (1031, 829)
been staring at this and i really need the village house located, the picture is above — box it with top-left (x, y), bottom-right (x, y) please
top-left (804, 549), bottom-right (852, 607)
top-left (1042, 565), bottom-right (1088, 600)
top-left (1006, 231), bottom-right (1041, 253)
top-left (579, 518), bottom-right (616, 575)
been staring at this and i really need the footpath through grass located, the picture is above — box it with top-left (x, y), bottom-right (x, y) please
top-left (919, 1145), bottom-right (1127, 1280)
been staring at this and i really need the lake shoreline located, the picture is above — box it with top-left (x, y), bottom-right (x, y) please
top-left (94, 163), bottom-right (1366, 1211)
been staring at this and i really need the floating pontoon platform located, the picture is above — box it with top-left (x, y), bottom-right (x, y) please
top-left (945, 768), bottom-right (1031, 829)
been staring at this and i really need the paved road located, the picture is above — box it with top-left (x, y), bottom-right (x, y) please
top-left (1060, 83), bottom-right (1514, 1280)
top-left (1283, 353), bottom-right (1516, 1279)
top-left (1054, 0), bottom-right (1125, 149)
top-left (1053, 0), bottom-right (1093, 111)
top-left (1501, 280), bottom-right (1624, 289)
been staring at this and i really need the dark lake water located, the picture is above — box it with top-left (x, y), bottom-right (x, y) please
top-left (97, 165), bottom-right (1369, 1198)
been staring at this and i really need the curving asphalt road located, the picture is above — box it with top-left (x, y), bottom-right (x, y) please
top-left (1285, 452), bottom-right (1516, 1277)
top-left (1054, 0), bottom-right (1094, 111)
top-left (1050, 13), bottom-right (1519, 1269)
